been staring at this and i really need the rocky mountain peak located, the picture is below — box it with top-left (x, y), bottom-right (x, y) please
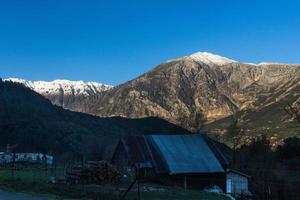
top-left (188, 52), bottom-right (237, 65)
top-left (75, 52), bottom-right (300, 135)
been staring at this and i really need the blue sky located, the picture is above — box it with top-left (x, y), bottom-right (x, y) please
top-left (1, 0), bottom-right (300, 85)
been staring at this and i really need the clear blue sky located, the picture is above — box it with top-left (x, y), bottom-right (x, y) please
top-left (1, 0), bottom-right (300, 85)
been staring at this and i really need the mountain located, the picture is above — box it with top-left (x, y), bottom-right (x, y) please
top-left (3, 78), bottom-right (112, 109)
top-left (75, 52), bottom-right (300, 144)
top-left (0, 80), bottom-right (188, 160)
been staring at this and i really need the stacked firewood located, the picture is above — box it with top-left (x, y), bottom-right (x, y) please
top-left (66, 161), bottom-right (121, 184)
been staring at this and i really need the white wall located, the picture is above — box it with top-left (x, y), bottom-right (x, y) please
top-left (226, 172), bottom-right (249, 195)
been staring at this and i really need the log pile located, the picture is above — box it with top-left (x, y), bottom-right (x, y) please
top-left (66, 161), bottom-right (121, 184)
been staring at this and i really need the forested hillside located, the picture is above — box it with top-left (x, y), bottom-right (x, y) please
top-left (0, 80), bottom-right (188, 161)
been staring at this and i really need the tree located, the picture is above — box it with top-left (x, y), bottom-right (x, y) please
top-left (277, 137), bottom-right (300, 161)
top-left (226, 115), bottom-right (244, 167)
top-left (285, 99), bottom-right (300, 123)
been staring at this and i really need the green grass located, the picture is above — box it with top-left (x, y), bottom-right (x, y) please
top-left (127, 185), bottom-right (231, 200)
top-left (0, 167), bottom-right (70, 199)
top-left (0, 168), bottom-right (231, 200)
top-left (0, 169), bottom-right (47, 182)
top-left (0, 166), bottom-right (66, 184)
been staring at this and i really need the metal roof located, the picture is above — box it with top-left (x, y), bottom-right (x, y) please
top-left (119, 134), bottom-right (228, 175)
top-left (148, 134), bottom-right (225, 174)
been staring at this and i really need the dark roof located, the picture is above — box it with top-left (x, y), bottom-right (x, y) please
top-left (116, 134), bottom-right (230, 174)
top-left (120, 135), bottom-right (153, 167)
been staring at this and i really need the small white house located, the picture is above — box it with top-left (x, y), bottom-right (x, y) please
top-left (226, 169), bottom-right (251, 197)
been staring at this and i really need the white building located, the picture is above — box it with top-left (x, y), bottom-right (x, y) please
top-left (226, 169), bottom-right (252, 197)
top-left (0, 152), bottom-right (53, 165)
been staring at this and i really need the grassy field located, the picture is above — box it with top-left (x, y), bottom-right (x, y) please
top-left (0, 167), bottom-right (231, 200)
top-left (127, 186), bottom-right (231, 200)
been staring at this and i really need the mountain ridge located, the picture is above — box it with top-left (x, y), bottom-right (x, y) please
top-left (3, 78), bottom-right (113, 109)
top-left (73, 52), bottom-right (300, 145)
top-left (167, 51), bottom-right (300, 66)
top-left (3, 52), bottom-right (300, 146)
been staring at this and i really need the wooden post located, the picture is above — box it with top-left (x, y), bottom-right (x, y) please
top-left (105, 162), bottom-right (109, 183)
top-left (137, 178), bottom-right (141, 200)
top-left (11, 151), bottom-right (16, 179)
top-left (122, 164), bottom-right (141, 200)
top-left (136, 164), bottom-right (141, 200)
top-left (122, 178), bottom-right (136, 199)
top-left (184, 176), bottom-right (187, 190)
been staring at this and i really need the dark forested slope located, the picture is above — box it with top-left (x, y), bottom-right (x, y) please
top-left (0, 81), bottom-right (188, 161)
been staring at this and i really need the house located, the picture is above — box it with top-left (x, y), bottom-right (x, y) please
top-left (226, 169), bottom-right (252, 197)
top-left (111, 134), bottom-right (234, 192)
top-left (0, 153), bottom-right (53, 165)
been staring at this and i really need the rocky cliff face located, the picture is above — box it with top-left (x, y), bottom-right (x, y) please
top-left (76, 52), bottom-right (300, 133)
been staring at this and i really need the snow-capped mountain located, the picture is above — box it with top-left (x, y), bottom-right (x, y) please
top-left (4, 78), bottom-right (113, 109)
top-left (76, 51), bottom-right (300, 139)
top-left (169, 51), bottom-right (291, 66)
top-left (2, 51), bottom-right (300, 147)
top-left (4, 78), bottom-right (112, 96)
top-left (189, 52), bottom-right (237, 65)
top-left (167, 51), bottom-right (237, 65)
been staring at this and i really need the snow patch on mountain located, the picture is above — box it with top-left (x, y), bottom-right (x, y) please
top-left (4, 78), bottom-right (113, 96)
top-left (189, 52), bottom-right (237, 65)
top-left (258, 62), bottom-right (291, 66)
top-left (167, 52), bottom-right (299, 66)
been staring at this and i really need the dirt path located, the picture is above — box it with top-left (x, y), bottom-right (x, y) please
top-left (0, 190), bottom-right (49, 200)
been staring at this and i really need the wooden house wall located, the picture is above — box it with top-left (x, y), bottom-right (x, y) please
top-left (111, 142), bottom-right (130, 172)
top-left (111, 142), bottom-right (155, 180)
